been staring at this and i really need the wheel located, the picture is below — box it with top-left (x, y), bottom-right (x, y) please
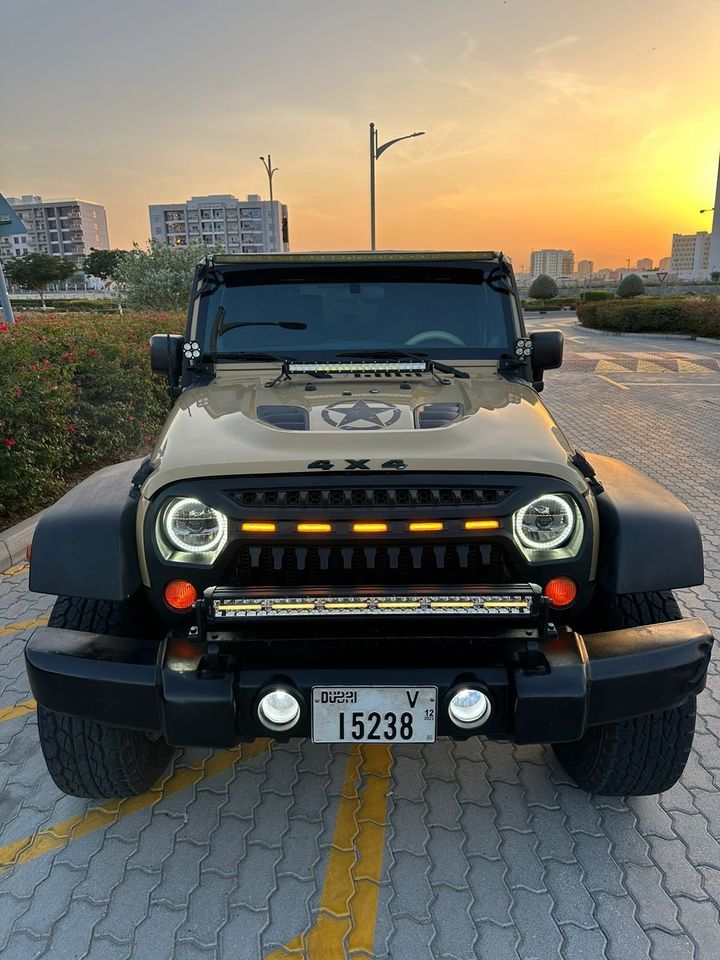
top-left (552, 590), bottom-right (696, 796)
top-left (36, 595), bottom-right (174, 798)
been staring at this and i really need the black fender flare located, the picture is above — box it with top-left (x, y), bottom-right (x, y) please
top-left (588, 453), bottom-right (704, 595)
top-left (29, 458), bottom-right (144, 602)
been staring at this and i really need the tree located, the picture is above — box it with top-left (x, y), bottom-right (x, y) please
top-left (83, 248), bottom-right (127, 282)
top-left (115, 240), bottom-right (220, 311)
top-left (616, 273), bottom-right (645, 299)
top-left (528, 274), bottom-right (559, 300)
top-left (4, 253), bottom-right (77, 308)
top-left (710, 270), bottom-right (720, 282)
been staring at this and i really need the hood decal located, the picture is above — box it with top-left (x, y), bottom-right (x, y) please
top-left (321, 399), bottom-right (402, 431)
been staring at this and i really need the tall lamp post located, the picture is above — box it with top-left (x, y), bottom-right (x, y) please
top-left (369, 123), bottom-right (425, 250)
top-left (259, 154), bottom-right (279, 252)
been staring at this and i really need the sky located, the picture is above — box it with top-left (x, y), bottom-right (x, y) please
top-left (2, 0), bottom-right (719, 269)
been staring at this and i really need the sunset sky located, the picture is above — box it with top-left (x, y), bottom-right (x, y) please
top-left (3, 0), bottom-right (719, 269)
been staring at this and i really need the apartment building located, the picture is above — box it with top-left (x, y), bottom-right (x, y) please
top-left (0, 196), bottom-right (109, 267)
top-left (530, 248), bottom-right (574, 277)
top-left (670, 232), bottom-right (711, 280)
top-left (576, 259), bottom-right (593, 276)
top-left (148, 194), bottom-right (289, 254)
top-left (636, 257), bottom-right (653, 271)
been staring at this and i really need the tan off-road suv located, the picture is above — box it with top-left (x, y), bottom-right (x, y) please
top-left (26, 252), bottom-right (713, 798)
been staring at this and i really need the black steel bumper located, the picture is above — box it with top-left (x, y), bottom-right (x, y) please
top-left (25, 619), bottom-right (713, 748)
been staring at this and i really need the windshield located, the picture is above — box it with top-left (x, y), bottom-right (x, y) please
top-left (197, 266), bottom-right (515, 360)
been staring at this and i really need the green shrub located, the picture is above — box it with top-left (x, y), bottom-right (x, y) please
top-left (578, 290), bottom-right (613, 302)
top-left (577, 298), bottom-right (720, 338)
top-left (11, 299), bottom-right (120, 313)
top-left (617, 274), bottom-right (645, 298)
top-left (528, 274), bottom-right (559, 299)
top-left (0, 310), bottom-right (183, 524)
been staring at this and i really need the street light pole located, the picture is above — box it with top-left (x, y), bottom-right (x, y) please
top-left (259, 154), bottom-right (279, 252)
top-left (369, 123), bottom-right (426, 251)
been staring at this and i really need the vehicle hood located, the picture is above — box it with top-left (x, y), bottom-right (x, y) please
top-left (143, 368), bottom-right (584, 497)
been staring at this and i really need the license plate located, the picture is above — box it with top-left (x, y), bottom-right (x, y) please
top-left (312, 686), bottom-right (437, 743)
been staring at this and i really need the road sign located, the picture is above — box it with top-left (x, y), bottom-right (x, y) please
top-left (656, 271), bottom-right (669, 282)
top-left (0, 194), bottom-right (26, 239)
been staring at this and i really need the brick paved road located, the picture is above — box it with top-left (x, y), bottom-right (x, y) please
top-left (0, 319), bottom-right (719, 959)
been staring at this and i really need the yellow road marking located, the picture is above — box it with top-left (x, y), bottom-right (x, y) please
top-left (596, 374), bottom-right (628, 390)
top-left (595, 360), bottom-right (633, 373)
top-left (1, 563), bottom-right (29, 576)
top-left (0, 616), bottom-right (48, 637)
top-left (676, 359), bottom-right (715, 374)
top-left (636, 359), bottom-right (668, 373)
top-left (0, 699), bottom-right (36, 724)
top-left (0, 738), bottom-right (272, 873)
top-left (266, 744), bottom-right (392, 959)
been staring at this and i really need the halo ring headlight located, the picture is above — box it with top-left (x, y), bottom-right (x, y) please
top-left (513, 494), bottom-right (576, 550)
top-left (163, 497), bottom-right (228, 554)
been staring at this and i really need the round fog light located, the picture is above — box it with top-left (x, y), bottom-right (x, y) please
top-left (258, 688), bottom-right (301, 731)
top-left (448, 687), bottom-right (491, 728)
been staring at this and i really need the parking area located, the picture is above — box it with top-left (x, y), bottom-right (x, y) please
top-left (1, 319), bottom-right (719, 959)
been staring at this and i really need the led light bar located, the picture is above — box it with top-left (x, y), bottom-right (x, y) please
top-left (210, 593), bottom-right (535, 619)
top-left (288, 361), bottom-right (427, 375)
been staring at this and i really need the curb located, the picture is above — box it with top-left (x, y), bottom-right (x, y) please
top-left (576, 325), bottom-right (720, 343)
top-left (0, 512), bottom-right (42, 572)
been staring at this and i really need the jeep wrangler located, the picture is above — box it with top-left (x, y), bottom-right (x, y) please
top-left (26, 252), bottom-right (713, 798)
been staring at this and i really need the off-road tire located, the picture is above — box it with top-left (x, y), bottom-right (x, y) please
top-left (553, 590), bottom-right (696, 796)
top-left (37, 595), bottom-right (173, 798)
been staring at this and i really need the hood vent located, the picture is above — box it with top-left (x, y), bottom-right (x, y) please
top-left (257, 404), bottom-right (309, 431)
top-left (415, 402), bottom-right (463, 429)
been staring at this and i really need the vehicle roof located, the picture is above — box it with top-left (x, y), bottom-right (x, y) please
top-left (207, 250), bottom-right (505, 266)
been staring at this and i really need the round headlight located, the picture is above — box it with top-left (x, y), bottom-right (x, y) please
top-left (163, 498), bottom-right (227, 553)
top-left (513, 494), bottom-right (576, 550)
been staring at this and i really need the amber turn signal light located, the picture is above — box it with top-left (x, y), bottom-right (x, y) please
top-left (464, 520), bottom-right (500, 531)
top-left (241, 522), bottom-right (277, 533)
top-left (543, 577), bottom-right (577, 608)
top-left (408, 521), bottom-right (444, 532)
top-left (164, 579), bottom-right (198, 611)
top-left (352, 522), bottom-right (388, 534)
top-left (297, 522), bottom-right (332, 533)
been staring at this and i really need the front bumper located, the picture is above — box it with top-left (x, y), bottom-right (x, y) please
top-left (25, 617), bottom-right (713, 747)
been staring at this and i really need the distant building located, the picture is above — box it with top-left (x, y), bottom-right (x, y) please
top-left (0, 195), bottom-right (109, 267)
top-left (530, 248), bottom-right (574, 277)
top-left (658, 256), bottom-right (672, 273)
top-left (636, 257), bottom-right (653, 271)
top-left (148, 194), bottom-right (289, 254)
top-left (670, 232), bottom-right (711, 280)
top-left (576, 259), bottom-right (593, 276)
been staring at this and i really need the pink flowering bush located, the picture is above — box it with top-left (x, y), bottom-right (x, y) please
top-left (0, 311), bottom-right (183, 525)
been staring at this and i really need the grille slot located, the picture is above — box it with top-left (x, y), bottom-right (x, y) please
top-left (221, 542), bottom-right (508, 589)
top-left (231, 485), bottom-right (512, 510)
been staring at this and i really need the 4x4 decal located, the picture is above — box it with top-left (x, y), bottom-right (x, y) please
top-left (308, 459), bottom-right (408, 471)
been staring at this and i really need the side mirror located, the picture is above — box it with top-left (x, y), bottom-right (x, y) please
top-left (150, 334), bottom-right (184, 376)
top-left (529, 330), bottom-right (563, 391)
top-left (150, 334), bottom-right (184, 399)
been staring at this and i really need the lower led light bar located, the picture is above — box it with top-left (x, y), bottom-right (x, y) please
top-left (288, 361), bottom-right (426, 375)
top-left (210, 593), bottom-right (535, 619)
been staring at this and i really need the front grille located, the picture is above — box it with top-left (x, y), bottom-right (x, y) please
top-left (230, 485), bottom-right (512, 510)
top-left (220, 542), bottom-right (509, 589)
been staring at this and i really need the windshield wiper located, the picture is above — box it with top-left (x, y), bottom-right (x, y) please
top-left (338, 350), bottom-right (469, 380)
top-left (219, 320), bottom-right (307, 334)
